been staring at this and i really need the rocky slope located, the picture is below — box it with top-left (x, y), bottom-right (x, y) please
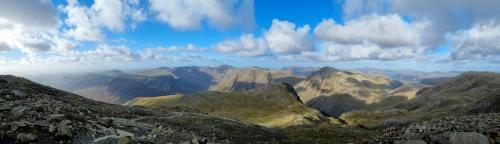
top-left (367, 113), bottom-right (500, 144)
top-left (402, 72), bottom-right (500, 115)
top-left (0, 75), bottom-right (288, 143)
top-left (126, 83), bottom-right (325, 127)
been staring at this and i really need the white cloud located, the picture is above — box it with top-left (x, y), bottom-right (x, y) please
top-left (149, 0), bottom-right (254, 30)
top-left (313, 14), bottom-right (427, 60)
top-left (140, 44), bottom-right (204, 60)
top-left (321, 41), bottom-right (423, 61)
top-left (215, 34), bottom-right (268, 57)
top-left (448, 20), bottom-right (500, 60)
top-left (0, 0), bottom-right (59, 31)
top-left (88, 44), bottom-right (139, 61)
top-left (315, 14), bottom-right (426, 48)
top-left (37, 44), bottom-right (140, 63)
top-left (92, 0), bottom-right (128, 31)
top-left (64, 0), bottom-right (104, 41)
top-left (130, 8), bottom-right (147, 29)
top-left (63, 0), bottom-right (146, 41)
top-left (52, 37), bottom-right (78, 53)
top-left (0, 18), bottom-right (58, 55)
top-left (264, 19), bottom-right (315, 54)
top-left (343, 0), bottom-right (500, 46)
top-left (0, 0), bottom-right (61, 55)
top-left (215, 19), bottom-right (315, 57)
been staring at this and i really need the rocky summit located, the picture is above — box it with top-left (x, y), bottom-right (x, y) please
top-left (0, 75), bottom-right (286, 143)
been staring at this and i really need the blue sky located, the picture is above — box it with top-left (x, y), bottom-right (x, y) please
top-left (0, 0), bottom-right (500, 74)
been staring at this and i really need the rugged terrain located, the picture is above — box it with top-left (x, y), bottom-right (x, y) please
top-left (0, 75), bottom-right (289, 143)
top-left (21, 66), bottom-right (500, 143)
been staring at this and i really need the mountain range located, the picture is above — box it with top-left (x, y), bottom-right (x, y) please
top-left (19, 65), bottom-right (500, 143)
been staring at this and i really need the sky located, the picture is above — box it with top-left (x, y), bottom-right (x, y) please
top-left (0, 0), bottom-right (500, 75)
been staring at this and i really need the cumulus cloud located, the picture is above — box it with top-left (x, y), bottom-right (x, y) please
top-left (448, 20), bottom-right (500, 60)
top-left (321, 41), bottom-right (424, 61)
top-left (315, 14), bottom-right (426, 48)
top-left (343, 0), bottom-right (500, 46)
top-left (149, 0), bottom-right (254, 30)
top-left (0, 0), bottom-right (61, 55)
top-left (52, 37), bottom-right (78, 53)
top-left (215, 34), bottom-right (268, 57)
top-left (265, 19), bottom-right (316, 54)
top-left (0, 0), bottom-right (59, 31)
top-left (63, 0), bottom-right (146, 41)
top-left (215, 19), bottom-right (315, 57)
top-left (313, 14), bottom-right (427, 60)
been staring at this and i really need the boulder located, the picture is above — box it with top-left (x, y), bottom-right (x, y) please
top-left (118, 136), bottom-right (132, 144)
top-left (449, 132), bottom-right (489, 144)
top-left (56, 120), bottom-right (73, 138)
top-left (11, 106), bottom-right (29, 119)
top-left (17, 133), bottom-right (36, 142)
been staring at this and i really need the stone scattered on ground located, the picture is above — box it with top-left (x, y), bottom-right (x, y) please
top-left (366, 113), bottom-right (500, 144)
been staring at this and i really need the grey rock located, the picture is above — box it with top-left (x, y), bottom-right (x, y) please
top-left (11, 106), bottom-right (29, 118)
top-left (109, 127), bottom-right (118, 135)
top-left (49, 114), bottom-right (65, 121)
top-left (449, 132), bottom-right (489, 144)
top-left (11, 89), bottom-right (26, 97)
top-left (191, 137), bottom-right (200, 144)
top-left (56, 120), bottom-right (72, 138)
top-left (49, 124), bottom-right (56, 133)
top-left (17, 133), bottom-right (36, 142)
top-left (117, 136), bottom-right (132, 144)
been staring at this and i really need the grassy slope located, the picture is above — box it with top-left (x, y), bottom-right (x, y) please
top-left (126, 84), bottom-right (324, 127)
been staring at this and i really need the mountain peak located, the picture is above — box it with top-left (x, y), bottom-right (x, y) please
top-left (318, 66), bottom-right (338, 72)
top-left (308, 66), bottom-right (339, 78)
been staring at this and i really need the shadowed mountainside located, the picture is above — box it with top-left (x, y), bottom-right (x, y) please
top-left (338, 71), bottom-right (500, 129)
top-left (294, 67), bottom-right (424, 117)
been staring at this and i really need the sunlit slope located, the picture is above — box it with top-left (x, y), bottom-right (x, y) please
top-left (126, 83), bottom-right (325, 127)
